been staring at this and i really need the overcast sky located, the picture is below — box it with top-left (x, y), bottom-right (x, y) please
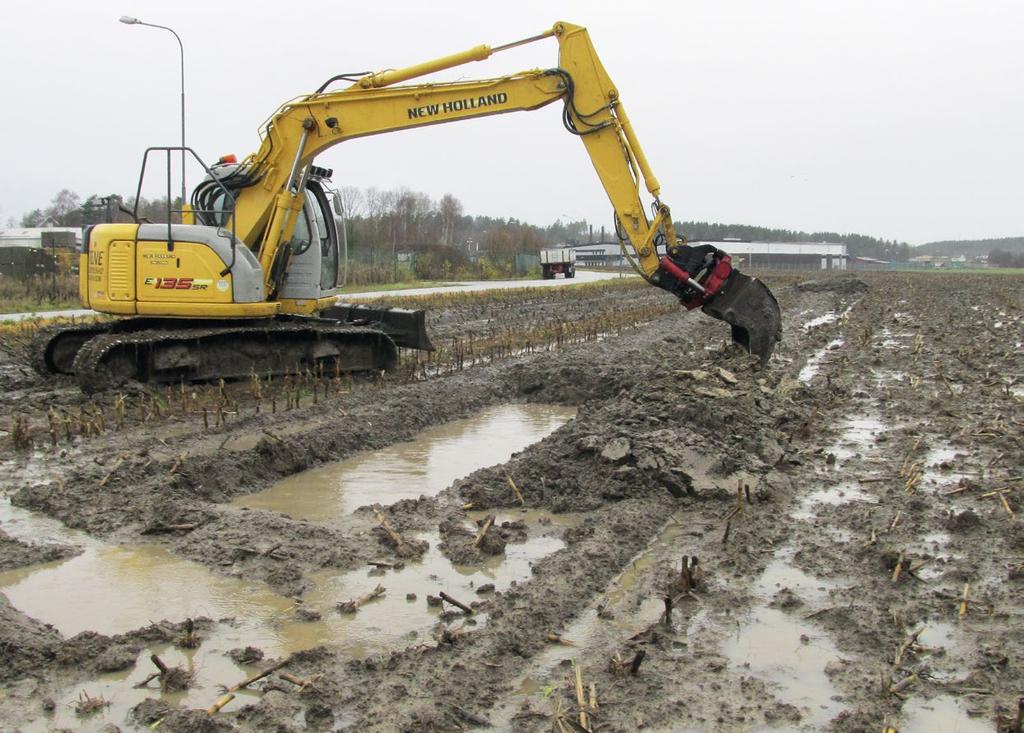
top-left (1, 0), bottom-right (1020, 243)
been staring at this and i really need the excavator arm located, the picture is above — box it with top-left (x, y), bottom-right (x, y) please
top-left (218, 21), bottom-right (781, 361)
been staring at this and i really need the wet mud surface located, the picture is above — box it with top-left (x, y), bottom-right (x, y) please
top-left (0, 272), bottom-right (1021, 731)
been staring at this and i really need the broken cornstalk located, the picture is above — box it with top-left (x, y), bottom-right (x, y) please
top-left (506, 473), bottom-right (526, 505)
top-left (574, 662), bottom-right (590, 731)
top-left (373, 508), bottom-right (416, 555)
top-left (474, 514), bottom-right (496, 547)
top-left (207, 693), bottom-right (235, 715)
top-left (439, 591), bottom-right (473, 615)
top-left (98, 455), bottom-right (125, 487)
top-left (224, 659), bottom-right (289, 693)
top-left (337, 584), bottom-right (385, 614)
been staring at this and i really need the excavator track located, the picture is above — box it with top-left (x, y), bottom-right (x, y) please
top-left (63, 320), bottom-right (398, 393)
top-left (31, 322), bottom-right (112, 376)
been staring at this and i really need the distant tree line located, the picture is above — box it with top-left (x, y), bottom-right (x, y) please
top-left (918, 236), bottom-right (1024, 257)
top-left (339, 185), bottom-right (555, 257)
top-left (337, 186), bottom-right (599, 281)
top-left (677, 220), bottom-right (912, 261)
top-left (17, 189), bottom-right (181, 228)
top-left (23, 187), bottom-right (1022, 269)
top-left (988, 248), bottom-right (1024, 268)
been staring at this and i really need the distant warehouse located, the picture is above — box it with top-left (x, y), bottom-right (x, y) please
top-left (0, 227), bottom-right (82, 249)
top-left (0, 227), bottom-right (82, 278)
top-left (692, 241), bottom-right (847, 271)
top-left (570, 240), bottom-right (847, 270)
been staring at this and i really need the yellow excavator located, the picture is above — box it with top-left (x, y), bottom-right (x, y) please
top-left (34, 21), bottom-right (781, 391)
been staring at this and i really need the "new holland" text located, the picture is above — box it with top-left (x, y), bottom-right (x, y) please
top-left (407, 93), bottom-right (508, 119)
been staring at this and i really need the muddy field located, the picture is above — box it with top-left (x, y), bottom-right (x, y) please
top-left (0, 271), bottom-right (1021, 732)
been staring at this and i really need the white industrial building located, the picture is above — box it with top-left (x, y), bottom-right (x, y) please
top-left (694, 241), bottom-right (847, 270)
top-left (572, 240), bottom-right (846, 270)
top-left (0, 227), bottom-right (82, 249)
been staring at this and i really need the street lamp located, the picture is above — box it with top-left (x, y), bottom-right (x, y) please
top-left (119, 16), bottom-right (187, 213)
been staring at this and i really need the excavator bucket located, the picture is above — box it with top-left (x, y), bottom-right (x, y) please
top-left (701, 272), bottom-right (782, 364)
top-left (324, 303), bottom-right (435, 351)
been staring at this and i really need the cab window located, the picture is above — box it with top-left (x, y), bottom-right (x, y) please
top-left (291, 207), bottom-right (313, 255)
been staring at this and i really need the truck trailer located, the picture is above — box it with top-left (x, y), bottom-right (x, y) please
top-left (540, 247), bottom-right (576, 279)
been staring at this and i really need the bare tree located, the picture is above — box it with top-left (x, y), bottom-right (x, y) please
top-left (439, 193), bottom-right (463, 247)
top-left (47, 189), bottom-right (82, 225)
top-left (337, 185), bottom-right (364, 218)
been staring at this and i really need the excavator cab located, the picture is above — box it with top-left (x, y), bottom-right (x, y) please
top-left (278, 177), bottom-right (345, 301)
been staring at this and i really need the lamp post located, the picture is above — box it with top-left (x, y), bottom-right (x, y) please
top-left (119, 16), bottom-right (186, 212)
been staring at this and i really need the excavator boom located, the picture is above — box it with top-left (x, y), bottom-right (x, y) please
top-left (225, 20), bottom-right (781, 359)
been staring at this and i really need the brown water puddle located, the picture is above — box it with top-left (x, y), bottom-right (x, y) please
top-left (0, 404), bottom-right (577, 728)
top-left (721, 547), bottom-right (844, 731)
top-left (0, 543), bottom-right (297, 638)
top-left (901, 694), bottom-right (990, 733)
top-left (18, 640), bottom-right (260, 733)
top-left (0, 517), bottom-right (566, 729)
top-left (830, 414), bottom-right (886, 463)
top-left (232, 403), bottom-right (576, 520)
top-left (723, 605), bottom-right (843, 731)
top-left (0, 536), bottom-right (296, 731)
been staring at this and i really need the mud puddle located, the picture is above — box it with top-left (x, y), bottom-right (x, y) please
top-left (907, 619), bottom-right (971, 683)
top-left (1, 494), bottom-right (92, 548)
top-left (922, 442), bottom-right (971, 491)
top-left (830, 414), bottom-right (887, 463)
top-left (723, 606), bottom-right (843, 731)
top-left (20, 640), bottom-right (259, 733)
top-left (723, 547), bottom-right (844, 730)
top-left (0, 503), bottom-right (565, 725)
top-left (908, 530), bottom-right (958, 581)
top-left (792, 481), bottom-right (877, 521)
top-left (299, 528), bottom-right (564, 656)
top-left (798, 338), bottom-right (844, 383)
top-left (879, 326), bottom-right (911, 348)
top-left (232, 403), bottom-right (576, 520)
top-left (1, 447), bottom-right (83, 495)
top-left (0, 543), bottom-right (299, 638)
top-left (803, 312), bottom-right (840, 330)
top-left (802, 304), bottom-right (854, 331)
top-left (900, 694), bottom-right (990, 733)
top-left (0, 533), bottom-right (296, 729)
top-left (466, 507), bottom-right (583, 535)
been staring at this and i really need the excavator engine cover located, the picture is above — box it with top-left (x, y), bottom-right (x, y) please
top-left (701, 271), bottom-right (782, 364)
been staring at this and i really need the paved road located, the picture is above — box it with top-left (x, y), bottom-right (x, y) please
top-left (0, 269), bottom-right (633, 322)
top-left (338, 269), bottom-right (630, 300)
